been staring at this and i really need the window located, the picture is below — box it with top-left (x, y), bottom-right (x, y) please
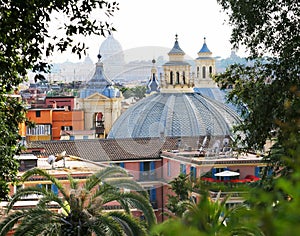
top-left (14, 184), bottom-right (23, 194)
top-left (170, 71), bottom-right (173, 84)
top-left (61, 126), bottom-right (73, 131)
top-left (140, 162), bottom-right (155, 180)
top-left (176, 71), bottom-right (180, 84)
top-left (190, 166), bottom-right (197, 180)
top-left (167, 161), bottom-right (171, 176)
top-left (180, 163), bottom-right (186, 174)
top-left (202, 66), bottom-right (206, 78)
top-left (209, 66), bottom-right (213, 75)
top-left (36, 111), bottom-right (41, 117)
top-left (116, 162), bottom-right (124, 168)
top-left (182, 71), bottom-right (186, 84)
top-left (37, 183), bottom-right (58, 196)
top-left (26, 124), bottom-right (51, 136)
top-left (147, 187), bottom-right (157, 208)
top-left (255, 167), bottom-right (263, 177)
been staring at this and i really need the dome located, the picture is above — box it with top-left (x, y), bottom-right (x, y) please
top-left (108, 92), bottom-right (241, 139)
top-left (80, 55), bottom-right (121, 99)
top-left (99, 35), bottom-right (123, 60)
top-left (197, 37), bottom-right (212, 56)
top-left (198, 42), bottom-right (211, 53)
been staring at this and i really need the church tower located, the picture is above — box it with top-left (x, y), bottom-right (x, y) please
top-left (146, 59), bottom-right (160, 95)
top-left (195, 37), bottom-right (216, 88)
top-left (77, 54), bottom-right (122, 138)
top-left (160, 35), bottom-right (194, 93)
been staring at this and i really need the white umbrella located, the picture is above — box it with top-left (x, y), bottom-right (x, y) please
top-left (214, 170), bottom-right (240, 177)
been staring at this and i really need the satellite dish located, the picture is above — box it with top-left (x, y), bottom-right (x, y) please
top-left (223, 138), bottom-right (229, 147)
top-left (212, 140), bottom-right (221, 153)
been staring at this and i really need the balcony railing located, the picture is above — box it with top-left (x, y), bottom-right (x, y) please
top-left (139, 171), bottom-right (157, 181)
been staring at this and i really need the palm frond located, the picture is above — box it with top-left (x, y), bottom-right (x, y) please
top-left (91, 214), bottom-right (123, 236)
top-left (117, 192), bottom-right (157, 228)
top-left (105, 178), bottom-right (148, 198)
top-left (85, 166), bottom-right (129, 192)
top-left (108, 211), bottom-right (147, 236)
top-left (37, 191), bottom-right (65, 210)
top-left (88, 183), bottom-right (115, 208)
top-left (21, 168), bottom-right (69, 201)
top-left (67, 173), bottom-right (78, 189)
top-left (0, 211), bottom-right (26, 236)
top-left (6, 186), bottom-right (50, 212)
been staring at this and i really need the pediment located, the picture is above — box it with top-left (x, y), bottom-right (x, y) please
top-left (85, 92), bottom-right (108, 100)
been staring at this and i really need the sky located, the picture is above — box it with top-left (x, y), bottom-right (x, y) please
top-left (52, 0), bottom-right (246, 63)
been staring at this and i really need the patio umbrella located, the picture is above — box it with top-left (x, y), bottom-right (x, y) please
top-left (214, 170), bottom-right (240, 177)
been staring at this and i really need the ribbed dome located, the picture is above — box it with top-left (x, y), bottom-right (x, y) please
top-left (99, 35), bottom-right (123, 60)
top-left (108, 92), bottom-right (240, 139)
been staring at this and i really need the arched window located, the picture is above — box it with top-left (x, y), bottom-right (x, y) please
top-left (197, 67), bottom-right (199, 78)
top-left (209, 66), bottom-right (213, 76)
top-left (170, 71), bottom-right (173, 84)
top-left (176, 72), bottom-right (180, 84)
top-left (182, 71), bottom-right (186, 84)
top-left (202, 66), bottom-right (206, 79)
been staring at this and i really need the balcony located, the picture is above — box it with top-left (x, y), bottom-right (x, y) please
top-left (195, 176), bottom-right (260, 197)
top-left (139, 171), bottom-right (157, 181)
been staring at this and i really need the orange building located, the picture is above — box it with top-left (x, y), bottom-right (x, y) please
top-left (26, 108), bottom-right (84, 141)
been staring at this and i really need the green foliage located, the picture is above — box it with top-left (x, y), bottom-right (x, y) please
top-left (165, 174), bottom-right (193, 217)
top-left (214, 0), bottom-right (300, 153)
top-left (0, 95), bottom-right (24, 200)
top-left (246, 98), bottom-right (300, 236)
top-left (153, 191), bottom-right (263, 236)
top-left (121, 86), bottom-right (147, 99)
top-left (213, 1), bottom-right (300, 235)
top-left (0, 0), bottom-right (119, 199)
top-left (0, 166), bottom-right (155, 236)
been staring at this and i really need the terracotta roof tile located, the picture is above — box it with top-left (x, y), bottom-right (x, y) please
top-left (28, 136), bottom-right (228, 162)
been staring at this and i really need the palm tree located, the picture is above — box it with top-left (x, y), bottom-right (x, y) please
top-left (0, 166), bottom-right (156, 236)
top-left (181, 192), bottom-right (264, 236)
top-left (152, 191), bottom-right (264, 236)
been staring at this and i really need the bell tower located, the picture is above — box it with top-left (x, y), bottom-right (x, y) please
top-left (195, 37), bottom-right (216, 88)
top-left (160, 34), bottom-right (194, 93)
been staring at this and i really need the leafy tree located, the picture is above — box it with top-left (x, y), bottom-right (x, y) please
top-left (0, 0), bottom-right (119, 199)
top-left (214, 0), bottom-right (300, 160)
top-left (165, 174), bottom-right (192, 217)
top-left (245, 97), bottom-right (300, 236)
top-left (132, 86), bottom-right (147, 100)
top-left (0, 166), bottom-right (156, 236)
top-left (121, 86), bottom-right (147, 99)
top-left (214, 1), bottom-right (300, 235)
top-left (153, 191), bottom-right (263, 236)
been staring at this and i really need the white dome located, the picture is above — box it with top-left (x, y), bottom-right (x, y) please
top-left (99, 35), bottom-right (123, 60)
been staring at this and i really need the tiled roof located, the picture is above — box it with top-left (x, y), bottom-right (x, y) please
top-left (27, 137), bottom-right (172, 162)
top-left (27, 136), bottom-right (217, 163)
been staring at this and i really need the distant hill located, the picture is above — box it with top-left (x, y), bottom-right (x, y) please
top-left (216, 51), bottom-right (251, 73)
